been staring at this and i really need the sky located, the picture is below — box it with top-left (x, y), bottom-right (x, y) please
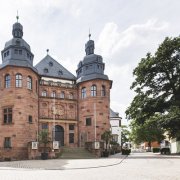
top-left (0, 0), bottom-right (180, 125)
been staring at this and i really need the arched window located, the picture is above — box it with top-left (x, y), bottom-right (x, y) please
top-left (15, 74), bottom-right (22, 87)
top-left (51, 91), bottom-right (56, 98)
top-left (101, 85), bottom-right (106, 96)
top-left (91, 85), bottom-right (97, 97)
top-left (42, 90), bottom-right (47, 97)
top-left (5, 74), bottom-right (11, 88)
top-left (60, 91), bottom-right (65, 98)
top-left (81, 87), bottom-right (86, 99)
top-left (27, 76), bottom-right (32, 90)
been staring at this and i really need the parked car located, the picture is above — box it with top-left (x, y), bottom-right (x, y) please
top-left (160, 140), bottom-right (170, 154)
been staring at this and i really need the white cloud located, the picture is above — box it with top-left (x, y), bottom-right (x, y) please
top-left (96, 19), bottom-right (169, 58)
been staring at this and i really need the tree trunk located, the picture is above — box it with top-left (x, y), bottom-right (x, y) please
top-left (148, 141), bottom-right (151, 151)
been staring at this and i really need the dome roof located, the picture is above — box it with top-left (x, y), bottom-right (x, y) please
top-left (12, 22), bottom-right (23, 38)
top-left (82, 54), bottom-right (102, 64)
top-left (4, 38), bottom-right (31, 51)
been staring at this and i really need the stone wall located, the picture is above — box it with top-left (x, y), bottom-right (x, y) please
top-left (0, 66), bottom-right (39, 160)
top-left (78, 79), bottom-right (111, 146)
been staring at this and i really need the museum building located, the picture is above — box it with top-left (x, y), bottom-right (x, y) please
top-left (0, 19), bottom-right (112, 160)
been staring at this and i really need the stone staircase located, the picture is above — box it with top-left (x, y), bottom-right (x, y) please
top-left (59, 147), bottom-right (97, 159)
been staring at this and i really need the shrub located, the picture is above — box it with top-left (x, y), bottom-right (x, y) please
top-left (152, 148), bottom-right (160, 153)
top-left (122, 149), bottom-right (131, 155)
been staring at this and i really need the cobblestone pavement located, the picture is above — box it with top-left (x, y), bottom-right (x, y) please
top-left (0, 153), bottom-right (126, 170)
top-left (0, 153), bottom-right (179, 180)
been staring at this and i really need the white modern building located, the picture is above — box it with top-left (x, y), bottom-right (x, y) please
top-left (110, 109), bottom-right (122, 145)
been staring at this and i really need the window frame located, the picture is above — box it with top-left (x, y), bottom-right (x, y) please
top-left (15, 73), bottom-right (22, 88)
top-left (86, 117), bottom-right (92, 126)
top-left (42, 90), bottom-right (47, 97)
top-left (91, 85), bottom-right (97, 97)
top-left (69, 133), bottom-right (74, 144)
top-left (60, 91), bottom-right (65, 99)
top-left (28, 115), bottom-right (33, 124)
top-left (4, 137), bottom-right (11, 148)
top-left (101, 85), bottom-right (106, 96)
top-left (27, 76), bottom-right (32, 90)
top-left (5, 74), bottom-right (11, 88)
top-left (42, 123), bottom-right (48, 129)
top-left (51, 91), bottom-right (56, 98)
top-left (81, 87), bottom-right (86, 99)
top-left (3, 107), bottom-right (13, 124)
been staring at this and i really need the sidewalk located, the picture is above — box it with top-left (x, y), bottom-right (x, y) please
top-left (0, 153), bottom-right (127, 170)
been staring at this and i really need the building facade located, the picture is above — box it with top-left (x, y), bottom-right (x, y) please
top-left (110, 109), bottom-right (122, 145)
top-left (0, 20), bottom-right (112, 160)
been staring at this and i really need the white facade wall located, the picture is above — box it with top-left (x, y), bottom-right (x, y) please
top-left (110, 118), bottom-right (121, 145)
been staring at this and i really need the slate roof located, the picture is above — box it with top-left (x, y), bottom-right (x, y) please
top-left (35, 55), bottom-right (76, 80)
top-left (110, 108), bottom-right (120, 118)
top-left (0, 59), bottom-right (38, 73)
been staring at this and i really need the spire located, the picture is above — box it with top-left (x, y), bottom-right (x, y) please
top-left (46, 49), bottom-right (49, 55)
top-left (85, 31), bottom-right (95, 55)
top-left (88, 28), bottom-right (91, 40)
top-left (12, 13), bottom-right (23, 38)
top-left (16, 10), bottom-right (19, 22)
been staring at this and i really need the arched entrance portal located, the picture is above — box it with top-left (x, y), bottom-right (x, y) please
top-left (53, 125), bottom-right (64, 146)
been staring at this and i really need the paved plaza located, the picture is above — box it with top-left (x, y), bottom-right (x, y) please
top-left (0, 153), bottom-right (179, 180)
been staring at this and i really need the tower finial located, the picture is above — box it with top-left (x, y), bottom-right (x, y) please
top-left (88, 28), bottom-right (91, 40)
top-left (16, 10), bottom-right (19, 22)
top-left (46, 49), bottom-right (49, 55)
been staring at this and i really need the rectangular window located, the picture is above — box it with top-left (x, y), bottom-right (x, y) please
top-left (69, 133), bottom-right (74, 143)
top-left (86, 118), bottom-right (91, 126)
top-left (69, 125), bottom-right (74, 130)
top-left (4, 108), bottom-right (12, 124)
top-left (60, 92), bottom-right (65, 98)
top-left (4, 137), bottom-right (11, 148)
top-left (119, 120), bottom-right (121, 127)
top-left (36, 80), bottom-right (38, 93)
top-left (28, 115), bottom-right (32, 123)
top-left (81, 88), bottom-right (86, 99)
top-left (19, 50), bottom-right (22, 55)
top-left (14, 49), bottom-right (18, 54)
top-left (42, 123), bottom-right (48, 129)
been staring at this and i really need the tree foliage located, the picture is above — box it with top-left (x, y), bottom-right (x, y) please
top-left (38, 129), bottom-right (51, 152)
top-left (101, 130), bottom-right (112, 149)
top-left (129, 116), bottom-right (165, 147)
top-left (121, 125), bottom-right (130, 145)
top-left (126, 36), bottom-right (180, 139)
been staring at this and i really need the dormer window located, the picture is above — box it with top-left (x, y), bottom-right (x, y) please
top-left (49, 62), bottom-right (53, 67)
top-left (44, 68), bottom-right (48, 73)
top-left (14, 49), bottom-right (18, 54)
top-left (16, 40), bottom-right (20, 46)
top-left (58, 70), bottom-right (63, 75)
top-left (19, 50), bottom-right (22, 55)
top-left (14, 49), bottom-right (22, 55)
top-left (4, 51), bottom-right (9, 58)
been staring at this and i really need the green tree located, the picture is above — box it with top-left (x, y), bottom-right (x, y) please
top-left (38, 129), bottom-right (51, 153)
top-left (101, 130), bottom-right (112, 150)
top-left (126, 36), bottom-right (180, 139)
top-left (130, 117), bottom-right (165, 149)
top-left (121, 125), bottom-right (130, 146)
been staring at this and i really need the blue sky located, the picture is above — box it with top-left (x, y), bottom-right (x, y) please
top-left (0, 0), bottom-right (180, 124)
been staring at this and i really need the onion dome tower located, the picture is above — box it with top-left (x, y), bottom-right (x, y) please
top-left (0, 16), bottom-right (39, 160)
top-left (1, 15), bottom-right (36, 72)
top-left (76, 33), bottom-right (112, 147)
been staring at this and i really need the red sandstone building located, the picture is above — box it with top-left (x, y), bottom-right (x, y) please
top-left (0, 19), bottom-right (112, 160)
